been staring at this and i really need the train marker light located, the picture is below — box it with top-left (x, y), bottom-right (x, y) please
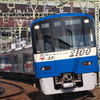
top-left (84, 19), bottom-right (89, 23)
top-left (41, 66), bottom-right (51, 71)
top-left (34, 25), bottom-right (39, 29)
top-left (82, 61), bottom-right (92, 66)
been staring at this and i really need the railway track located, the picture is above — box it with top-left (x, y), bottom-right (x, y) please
top-left (0, 86), bottom-right (4, 95)
top-left (0, 80), bottom-right (24, 99)
top-left (53, 91), bottom-right (89, 100)
top-left (0, 78), bottom-right (97, 100)
top-left (27, 91), bottom-right (91, 100)
top-left (0, 79), bottom-right (93, 100)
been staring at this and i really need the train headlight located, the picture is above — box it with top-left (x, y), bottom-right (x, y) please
top-left (41, 66), bottom-right (51, 71)
top-left (84, 19), bottom-right (89, 23)
top-left (34, 25), bottom-right (39, 29)
top-left (82, 61), bottom-right (92, 66)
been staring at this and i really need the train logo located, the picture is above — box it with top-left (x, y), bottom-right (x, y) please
top-left (39, 54), bottom-right (45, 60)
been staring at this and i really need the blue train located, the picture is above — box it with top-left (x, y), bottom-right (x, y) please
top-left (30, 13), bottom-right (99, 95)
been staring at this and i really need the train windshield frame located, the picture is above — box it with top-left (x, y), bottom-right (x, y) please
top-left (32, 16), bottom-right (95, 54)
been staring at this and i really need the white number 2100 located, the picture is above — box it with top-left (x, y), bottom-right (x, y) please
top-left (69, 48), bottom-right (91, 57)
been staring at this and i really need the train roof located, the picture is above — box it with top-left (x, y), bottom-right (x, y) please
top-left (0, 44), bottom-right (32, 54)
top-left (30, 13), bottom-right (93, 27)
top-left (24, 44), bottom-right (32, 48)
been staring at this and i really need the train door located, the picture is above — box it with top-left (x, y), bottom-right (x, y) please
top-left (51, 18), bottom-right (73, 73)
top-left (12, 55), bottom-right (18, 72)
top-left (14, 49), bottom-right (23, 72)
top-left (5, 54), bottom-right (12, 72)
top-left (18, 51), bottom-right (23, 72)
top-left (23, 52), bottom-right (33, 73)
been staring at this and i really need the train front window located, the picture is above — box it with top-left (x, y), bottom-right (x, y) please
top-left (52, 17), bottom-right (95, 51)
top-left (33, 21), bottom-right (52, 53)
top-left (32, 16), bottom-right (95, 53)
top-left (52, 19), bottom-right (72, 51)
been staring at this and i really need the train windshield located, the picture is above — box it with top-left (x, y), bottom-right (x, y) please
top-left (32, 16), bottom-right (95, 53)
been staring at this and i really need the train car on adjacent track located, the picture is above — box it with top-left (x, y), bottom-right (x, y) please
top-left (30, 13), bottom-right (99, 95)
top-left (0, 44), bottom-right (35, 81)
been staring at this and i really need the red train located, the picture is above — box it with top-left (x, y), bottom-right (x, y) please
top-left (0, 54), bottom-right (12, 72)
top-left (0, 44), bottom-right (35, 81)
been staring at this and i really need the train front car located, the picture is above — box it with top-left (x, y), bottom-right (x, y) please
top-left (30, 13), bottom-right (99, 95)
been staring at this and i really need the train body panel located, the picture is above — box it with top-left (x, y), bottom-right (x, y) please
top-left (39, 72), bottom-right (97, 95)
top-left (34, 47), bottom-right (98, 78)
top-left (35, 55), bottom-right (98, 78)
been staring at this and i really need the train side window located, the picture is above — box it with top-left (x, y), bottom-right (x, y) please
top-left (13, 55), bottom-right (18, 71)
top-left (0, 56), bottom-right (6, 69)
